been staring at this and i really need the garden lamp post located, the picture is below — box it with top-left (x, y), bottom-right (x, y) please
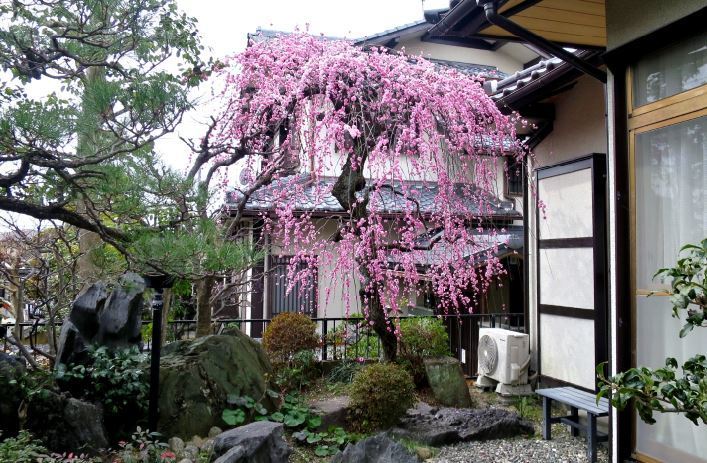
top-left (143, 273), bottom-right (175, 432)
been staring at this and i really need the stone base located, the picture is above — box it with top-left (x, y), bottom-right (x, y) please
top-left (475, 374), bottom-right (497, 389)
top-left (495, 383), bottom-right (534, 397)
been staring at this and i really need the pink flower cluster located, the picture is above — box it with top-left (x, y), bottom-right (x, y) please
top-left (212, 33), bottom-right (525, 323)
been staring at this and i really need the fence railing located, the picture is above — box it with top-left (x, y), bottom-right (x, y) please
top-left (2, 312), bottom-right (525, 377)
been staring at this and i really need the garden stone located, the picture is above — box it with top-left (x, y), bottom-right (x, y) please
top-left (423, 357), bottom-right (473, 408)
top-left (23, 390), bottom-right (108, 453)
top-left (211, 421), bottom-right (291, 463)
top-left (95, 272), bottom-right (145, 348)
top-left (183, 444), bottom-right (199, 460)
top-left (191, 435), bottom-right (204, 448)
top-left (308, 396), bottom-right (350, 431)
top-left (209, 426), bottom-right (224, 438)
top-left (415, 447), bottom-right (434, 460)
top-left (0, 352), bottom-right (25, 435)
top-left (202, 438), bottom-right (215, 453)
top-left (390, 403), bottom-right (534, 446)
top-left (69, 282), bottom-right (108, 336)
top-left (157, 332), bottom-right (275, 438)
top-left (169, 436), bottom-right (185, 453)
top-left (330, 433), bottom-right (420, 463)
top-left (178, 460), bottom-right (193, 463)
top-left (56, 273), bottom-right (146, 368)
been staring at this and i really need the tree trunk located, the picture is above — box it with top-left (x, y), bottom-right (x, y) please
top-left (358, 268), bottom-right (398, 361)
top-left (10, 265), bottom-right (24, 341)
top-left (76, 66), bottom-right (107, 284)
top-left (195, 276), bottom-right (214, 337)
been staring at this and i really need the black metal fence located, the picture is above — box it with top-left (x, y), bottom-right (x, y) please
top-left (3, 312), bottom-right (524, 377)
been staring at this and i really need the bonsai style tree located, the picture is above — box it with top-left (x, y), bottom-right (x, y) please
top-left (598, 238), bottom-right (707, 425)
top-left (211, 33), bottom-right (524, 360)
top-left (0, 1), bottom-right (261, 335)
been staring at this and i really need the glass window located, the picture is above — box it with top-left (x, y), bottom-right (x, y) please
top-left (505, 157), bottom-right (523, 196)
top-left (634, 116), bottom-right (707, 463)
top-left (632, 31), bottom-right (707, 107)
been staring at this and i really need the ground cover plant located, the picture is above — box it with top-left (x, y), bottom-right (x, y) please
top-left (221, 391), bottom-right (360, 457)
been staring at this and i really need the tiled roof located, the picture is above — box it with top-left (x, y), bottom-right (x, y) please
top-left (486, 50), bottom-right (602, 102)
top-left (388, 225), bottom-right (523, 267)
top-left (487, 57), bottom-right (563, 100)
top-left (353, 20), bottom-right (430, 45)
top-left (249, 27), bottom-right (506, 80)
top-left (428, 58), bottom-right (506, 80)
top-left (227, 175), bottom-right (519, 218)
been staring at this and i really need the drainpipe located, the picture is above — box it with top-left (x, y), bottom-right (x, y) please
top-left (476, 0), bottom-right (607, 83)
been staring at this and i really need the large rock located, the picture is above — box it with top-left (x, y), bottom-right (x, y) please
top-left (211, 421), bottom-right (291, 463)
top-left (22, 389), bottom-right (108, 453)
top-left (309, 396), bottom-right (350, 431)
top-left (0, 352), bottom-right (25, 435)
top-left (390, 402), bottom-right (534, 446)
top-left (56, 273), bottom-right (145, 367)
top-left (157, 332), bottom-right (276, 438)
top-left (331, 433), bottom-right (419, 463)
top-left (96, 273), bottom-right (145, 347)
top-left (423, 357), bottom-right (473, 408)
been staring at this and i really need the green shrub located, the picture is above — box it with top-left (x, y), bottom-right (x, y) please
top-left (55, 345), bottom-right (149, 439)
top-left (349, 362), bottom-right (415, 431)
top-left (263, 313), bottom-right (319, 364)
top-left (0, 431), bottom-right (49, 463)
top-left (274, 350), bottom-right (318, 392)
top-left (398, 317), bottom-right (450, 386)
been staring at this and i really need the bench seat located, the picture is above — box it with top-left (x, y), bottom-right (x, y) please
top-left (536, 386), bottom-right (609, 463)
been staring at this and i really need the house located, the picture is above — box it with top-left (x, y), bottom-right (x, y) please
top-left (226, 15), bottom-right (542, 335)
top-left (426, 1), bottom-right (707, 462)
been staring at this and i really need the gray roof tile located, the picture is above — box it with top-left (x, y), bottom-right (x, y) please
top-left (228, 175), bottom-right (520, 218)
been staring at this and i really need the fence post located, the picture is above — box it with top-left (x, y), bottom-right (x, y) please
top-left (321, 320), bottom-right (328, 361)
top-left (148, 290), bottom-right (163, 432)
top-left (491, 314), bottom-right (496, 328)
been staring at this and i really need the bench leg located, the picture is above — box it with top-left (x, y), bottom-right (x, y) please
top-left (570, 406), bottom-right (579, 437)
top-left (587, 414), bottom-right (597, 463)
top-left (542, 396), bottom-right (552, 440)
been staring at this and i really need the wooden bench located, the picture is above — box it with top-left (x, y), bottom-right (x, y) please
top-left (536, 386), bottom-right (609, 463)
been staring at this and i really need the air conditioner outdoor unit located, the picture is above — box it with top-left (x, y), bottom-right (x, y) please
top-left (476, 328), bottom-right (532, 396)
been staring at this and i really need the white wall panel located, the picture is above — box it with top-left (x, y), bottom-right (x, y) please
top-left (540, 314), bottom-right (596, 389)
top-left (538, 168), bottom-right (593, 239)
top-left (539, 247), bottom-right (595, 309)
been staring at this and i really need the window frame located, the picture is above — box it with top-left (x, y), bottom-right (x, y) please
top-left (504, 155), bottom-right (524, 197)
top-left (627, 50), bottom-right (707, 463)
top-left (268, 254), bottom-right (318, 317)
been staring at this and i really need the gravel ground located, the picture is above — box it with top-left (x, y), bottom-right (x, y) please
top-left (431, 423), bottom-right (609, 463)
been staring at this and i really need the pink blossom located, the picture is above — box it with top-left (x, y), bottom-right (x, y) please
top-left (211, 33), bottom-right (527, 348)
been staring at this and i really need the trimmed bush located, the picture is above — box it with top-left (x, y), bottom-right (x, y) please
top-left (398, 317), bottom-right (450, 386)
top-left (349, 362), bottom-right (415, 431)
top-left (263, 312), bottom-right (319, 364)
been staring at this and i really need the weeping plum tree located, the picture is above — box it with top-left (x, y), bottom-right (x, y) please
top-left (211, 34), bottom-right (524, 360)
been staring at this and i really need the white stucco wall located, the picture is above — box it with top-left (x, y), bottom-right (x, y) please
top-left (396, 39), bottom-right (531, 75)
top-left (527, 75), bottom-right (607, 374)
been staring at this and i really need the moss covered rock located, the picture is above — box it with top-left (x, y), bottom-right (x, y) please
top-left (157, 332), bottom-right (275, 438)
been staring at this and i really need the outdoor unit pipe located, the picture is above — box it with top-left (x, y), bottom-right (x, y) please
top-left (476, 0), bottom-right (607, 83)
